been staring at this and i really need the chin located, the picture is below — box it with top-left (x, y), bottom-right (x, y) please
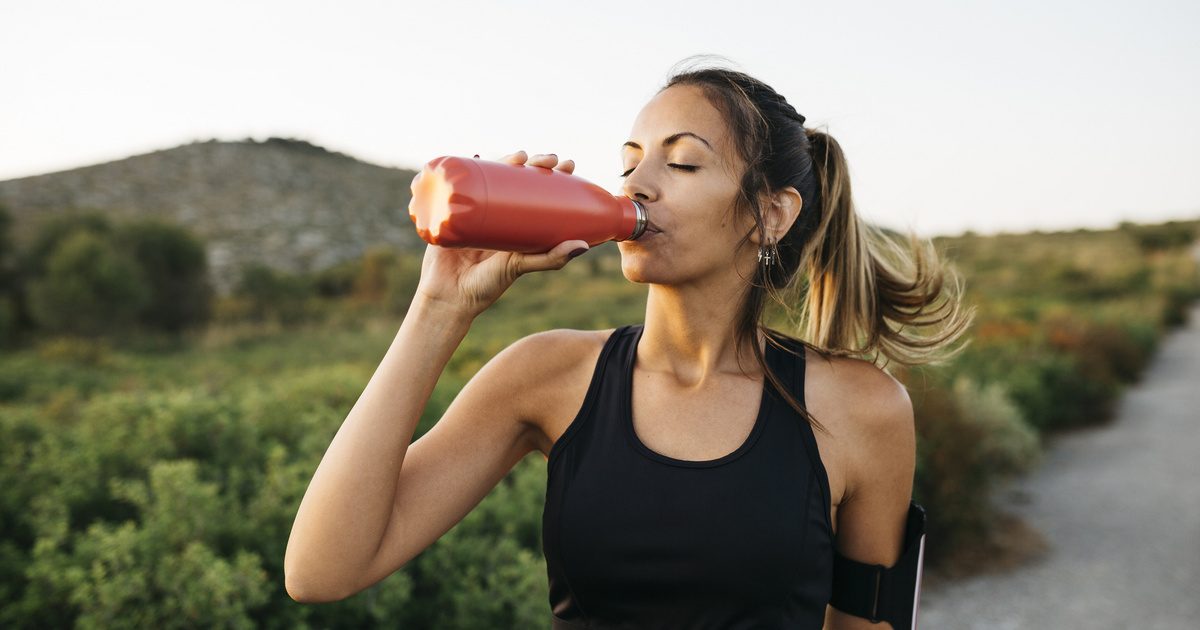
top-left (617, 246), bottom-right (669, 285)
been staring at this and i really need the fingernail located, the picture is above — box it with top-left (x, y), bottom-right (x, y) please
top-left (473, 154), bottom-right (480, 158)
top-left (568, 247), bottom-right (588, 259)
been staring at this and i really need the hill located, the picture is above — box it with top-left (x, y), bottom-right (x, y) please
top-left (0, 137), bottom-right (422, 295)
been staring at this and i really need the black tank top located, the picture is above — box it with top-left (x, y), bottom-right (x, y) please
top-left (542, 324), bottom-right (835, 629)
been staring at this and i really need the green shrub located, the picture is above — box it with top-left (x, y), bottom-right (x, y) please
top-left (26, 230), bottom-right (151, 337)
top-left (112, 219), bottom-right (214, 334)
top-left (1163, 284), bottom-right (1200, 327)
top-left (1000, 352), bottom-right (1111, 432)
top-left (383, 251), bottom-right (422, 316)
top-left (912, 376), bottom-right (1039, 561)
top-left (232, 263), bottom-right (318, 326)
top-left (352, 246), bottom-right (398, 304)
top-left (1, 218), bottom-right (1195, 622)
top-left (24, 460), bottom-right (270, 630)
top-left (0, 295), bottom-right (15, 346)
top-left (311, 257), bottom-right (360, 298)
top-left (17, 212), bottom-right (115, 278)
top-left (35, 336), bottom-right (114, 366)
top-left (1119, 220), bottom-right (1197, 253)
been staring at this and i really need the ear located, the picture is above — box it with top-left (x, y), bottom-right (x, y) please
top-left (751, 186), bottom-right (803, 245)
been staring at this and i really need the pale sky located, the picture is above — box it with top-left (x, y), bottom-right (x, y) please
top-left (2, 0), bottom-right (1198, 237)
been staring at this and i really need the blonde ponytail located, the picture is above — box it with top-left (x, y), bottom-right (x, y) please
top-left (802, 128), bottom-right (974, 368)
top-left (662, 56), bottom-right (974, 432)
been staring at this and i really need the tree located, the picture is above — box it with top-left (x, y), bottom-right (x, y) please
top-left (26, 230), bottom-right (150, 337)
top-left (19, 212), bottom-right (115, 278)
top-left (113, 219), bottom-right (214, 334)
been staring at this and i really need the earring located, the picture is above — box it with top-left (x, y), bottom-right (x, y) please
top-left (758, 241), bottom-right (778, 266)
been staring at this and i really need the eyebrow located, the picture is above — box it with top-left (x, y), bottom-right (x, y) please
top-left (622, 131), bottom-right (713, 153)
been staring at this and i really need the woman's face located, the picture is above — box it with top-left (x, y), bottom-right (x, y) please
top-left (617, 84), bottom-right (756, 286)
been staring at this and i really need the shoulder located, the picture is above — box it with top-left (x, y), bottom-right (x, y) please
top-left (499, 327), bottom-right (618, 453)
top-left (814, 354), bottom-right (915, 500)
top-left (813, 354), bottom-right (916, 574)
top-left (504, 327), bottom-right (615, 373)
top-left (815, 353), bottom-right (912, 430)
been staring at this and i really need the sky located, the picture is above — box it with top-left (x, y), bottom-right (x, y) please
top-left (2, 0), bottom-right (1198, 237)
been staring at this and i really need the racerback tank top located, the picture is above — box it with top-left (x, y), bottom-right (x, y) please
top-left (542, 324), bottom-right (835, 629)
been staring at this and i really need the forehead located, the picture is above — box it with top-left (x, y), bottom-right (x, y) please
top-left (625, 84), bottom-right (730, 156)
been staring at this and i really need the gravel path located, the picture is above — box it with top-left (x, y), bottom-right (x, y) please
top-left (917, 301), bottom-right (1200, 630)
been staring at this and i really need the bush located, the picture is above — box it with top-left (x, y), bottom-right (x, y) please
top-left (0, 376), bottom-right (428, 629)
top-left (24, 461), bottom-right (271, 629)
top-left (18, 212), bottom-right (116, 277)
top-left (912, 376), bottom-right (1040, 561)
top-left (112, 219), bottom-right (214, 334)
top-left (1001, 352), bottom-right (1112, 432)
top-left (383, 251), bottom-right (422, 316)
top-left (1043, 313), bottom-right (1152, 384)
top-left (352, 246), bottom-right (397, 304)
top-left (35, 337), bottom-right (114, 366)
top-left (1163, 285), bottom-right (1200, 327)
top-left (0, 295), bottom-right (14, 347)
top-left (232, 264), bottom-right (317, 326)
top-left (311, 258), bottom-right (360, 298)
top-left (6, 214), bottom-right (214, 340)
top-left (26, 230), bottom-right (151, 337)
top-left (1119, 220), bottom-right (1196, 253)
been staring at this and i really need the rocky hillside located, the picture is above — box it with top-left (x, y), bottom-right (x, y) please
top-left (0, 138), bottom-right (423, 296)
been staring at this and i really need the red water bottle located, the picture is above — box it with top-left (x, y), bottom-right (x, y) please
top-left (407, 155), bottom-right (648, 253)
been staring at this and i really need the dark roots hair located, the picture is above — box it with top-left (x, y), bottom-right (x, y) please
top-left (662, 55), bottom-right (975, 435)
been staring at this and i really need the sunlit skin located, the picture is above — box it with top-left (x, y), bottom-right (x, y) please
top-left (611, 84), bottom-right (905, 630)
top-left (496, 86), bottom-right (909, 629)
top-left (617, 83), bottom-right (803, 386)
top-left (285, 84), bottom-right (911, 630)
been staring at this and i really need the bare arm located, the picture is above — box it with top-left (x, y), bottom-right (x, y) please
top-left (284, 150), bottom-right (588, 603)
top-left (824, 366), bottom-right (917, 630)
top-left (283, 296), bottom-right (473, 602)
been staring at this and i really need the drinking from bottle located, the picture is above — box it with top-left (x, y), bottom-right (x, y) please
top-left (408, 155), bottom-right (648, 253)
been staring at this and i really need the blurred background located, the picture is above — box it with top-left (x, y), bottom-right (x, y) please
top-left (0, 1), bottom-right (1197, 628)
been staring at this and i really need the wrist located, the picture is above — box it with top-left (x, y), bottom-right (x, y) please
top-left (408, 293), bottom-right (478, 328)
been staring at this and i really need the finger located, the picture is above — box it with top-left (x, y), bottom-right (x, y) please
top-left (555, 158), bottom-right (575, 174)
top-left (500, 150), bottom-right (528, 165)
top-left (527, 153), bottom-right (559, 169)
top-left (513, 240), bottom-right (590, 275)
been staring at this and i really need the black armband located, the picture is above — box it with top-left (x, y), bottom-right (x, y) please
top-left (829, 500), bottom-right (927, 630)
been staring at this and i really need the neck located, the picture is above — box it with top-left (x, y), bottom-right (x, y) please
top-left (639, 276), bottom-right (766, 389)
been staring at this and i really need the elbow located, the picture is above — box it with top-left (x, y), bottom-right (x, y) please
top-left (284, 551), bottom-right (356, 604)
top-left (284, 577), bottom-right (316, 604)
top-left (284, 570), bottom-right (328, 604)
top-left (285, 570), bottom-right (352, 604)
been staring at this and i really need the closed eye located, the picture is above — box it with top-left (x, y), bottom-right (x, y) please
top-left (620, 164), bottom-right (698, 178)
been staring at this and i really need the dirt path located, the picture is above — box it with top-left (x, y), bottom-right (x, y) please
top-left (917, 301), bottom-right (1200, 629)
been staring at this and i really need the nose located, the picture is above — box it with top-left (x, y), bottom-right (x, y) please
top-left (620, 166), bottom-right (656, 204)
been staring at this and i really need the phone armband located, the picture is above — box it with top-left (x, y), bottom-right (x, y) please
top-left (829, 500), bottom-right (927, 630)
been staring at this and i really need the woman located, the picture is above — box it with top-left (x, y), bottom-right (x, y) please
top-left (285, 60), bottom-right (973, 629)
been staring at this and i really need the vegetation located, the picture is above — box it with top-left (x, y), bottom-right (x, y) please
top-left (0, 211), bottom-right (1196, 626)
top-left (0, 210), bottom-right (213, 345)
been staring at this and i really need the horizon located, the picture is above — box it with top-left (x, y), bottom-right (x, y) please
top-left (3, 134), bottom-right (1196, 241)
top-left (2, 0), bottom-right (1198, 238)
